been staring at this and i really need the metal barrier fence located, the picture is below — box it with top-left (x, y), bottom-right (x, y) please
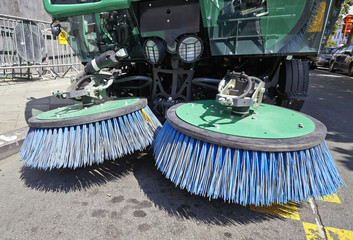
top-left (0, 14), bottom-right (83, 79)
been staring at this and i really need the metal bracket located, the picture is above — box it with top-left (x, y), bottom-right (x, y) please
top-left (216, 71), bottom-right (265, 115)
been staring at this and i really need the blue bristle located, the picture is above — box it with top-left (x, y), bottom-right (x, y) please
top-left (153, 121), bottom-right (345, 206)
top-left (21, 106), bottom-right (161, 170)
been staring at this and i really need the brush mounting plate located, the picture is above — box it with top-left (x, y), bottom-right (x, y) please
top-left (168, 100), bottom-right (327, 152)
top-left (28, 97), bottom-right (147, 128)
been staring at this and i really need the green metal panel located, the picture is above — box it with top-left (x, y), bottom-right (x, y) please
top-left (260, 0), bottom-right (306, 49)
top-left (36, 98), bottom-right (139, 120)
top-left (44, 0), bottom-right (334, 57)
top-left (43, 0), bottom-right (139, 18)
top-left (175, 100), bottom-right (315, 139)
top-left (199, 0), bottom-right (328, 55)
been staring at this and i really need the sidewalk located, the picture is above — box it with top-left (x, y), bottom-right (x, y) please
top-left (0, 74), bottom-right (76, 159)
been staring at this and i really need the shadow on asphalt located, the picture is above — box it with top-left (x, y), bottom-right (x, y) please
top-left (133, 151), bottom-right (294, 226)
top-left (330, 144), bottom-right (353, 172)
top-left (305, 69), bottom-right (353, 173)
top-left (19, 154), bottom-right (135, 193)
top-left (326, 130), bottom-right (353, 173)
top-left (20, 148), bottom-right (298, 225)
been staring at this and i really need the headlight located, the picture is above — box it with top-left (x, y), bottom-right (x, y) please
top-left (177, 35), bottom-right (203, 63)
top-left (143, 38), bottom-right (165, 64)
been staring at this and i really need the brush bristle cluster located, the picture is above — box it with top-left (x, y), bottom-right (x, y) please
top-left (153, 121), bottom-right (344, 206)
top-left (21, 106), bottom-right (161, 170)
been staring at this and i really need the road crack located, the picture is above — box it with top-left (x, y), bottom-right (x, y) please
top-left (308, 198), bottom-right (328, 239)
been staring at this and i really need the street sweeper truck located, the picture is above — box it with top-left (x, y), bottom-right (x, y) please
top-left (20, 0), bottom-right (345, 206)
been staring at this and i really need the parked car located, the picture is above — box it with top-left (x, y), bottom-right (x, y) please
top-left (316, 47), bottom-right (337, 68)
top-left (329, 45), bottom-right (353, 76)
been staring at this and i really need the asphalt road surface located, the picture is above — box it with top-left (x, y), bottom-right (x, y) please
top-left (0, 68), bottom-right (352, 240)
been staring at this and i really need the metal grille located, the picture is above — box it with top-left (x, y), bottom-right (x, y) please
top-left (0, 14), bottom-right (83, 79)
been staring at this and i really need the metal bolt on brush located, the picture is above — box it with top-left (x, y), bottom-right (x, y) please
top-left (218, 97), bottom-right (226, 104)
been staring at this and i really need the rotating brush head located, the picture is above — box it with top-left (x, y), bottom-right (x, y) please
top-left (21, 98), bottom-right (161, 170)
top-left (153, 100), bottom-right (345, 206)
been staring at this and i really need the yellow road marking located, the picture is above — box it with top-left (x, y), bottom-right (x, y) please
top-left (315, 194), bottom-right (342, 204)
top-left (303, 222), bottom-right (353, 240)
top-left (250, 202), bottom-right (300, 220)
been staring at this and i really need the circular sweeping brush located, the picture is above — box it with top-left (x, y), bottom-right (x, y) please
top-left (21, 97), bottom-right (161, 170)
top-left (153, 100), bottom-right (344, 206)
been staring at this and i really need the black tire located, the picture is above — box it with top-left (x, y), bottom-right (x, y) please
top-left (277, 59), bottom-right (309, 111)
top-left (329, 61), bottom-right (335, 72)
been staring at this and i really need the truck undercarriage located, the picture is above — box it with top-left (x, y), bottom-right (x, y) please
top-left (45, 0), bottom-right (342, 118)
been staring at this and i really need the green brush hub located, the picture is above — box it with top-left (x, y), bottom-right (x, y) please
top-left (175, 100), bottom-right (315, 139)
top-left (28, 97), bottom-right (147, 128)
top-left (37, 97), bottom-right (139, 120)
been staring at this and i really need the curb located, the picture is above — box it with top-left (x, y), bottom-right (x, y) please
top-left (0, 127), bottom-right (28, 160)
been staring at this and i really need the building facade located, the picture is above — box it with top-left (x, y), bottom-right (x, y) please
top-left (0, 0), bottom-right (50, 21)
top-left (331, 15), bottom-right (353, 47)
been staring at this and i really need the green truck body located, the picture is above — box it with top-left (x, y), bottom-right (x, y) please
top-left (42, 0), bottom-right (343, 115)
top-left (44, 0), bottom-right (339, 58)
